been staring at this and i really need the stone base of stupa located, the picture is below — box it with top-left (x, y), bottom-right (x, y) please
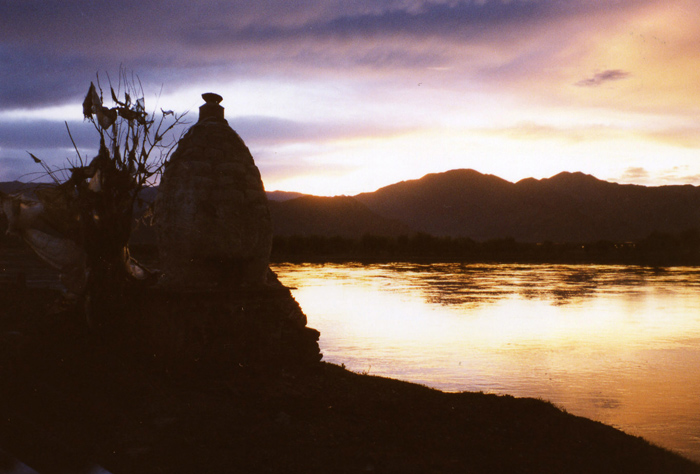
top-left (113, 270), bottom-right (322, 376)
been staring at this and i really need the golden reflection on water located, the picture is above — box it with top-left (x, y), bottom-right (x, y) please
top-left (272, 263), bottom-right (700, 462)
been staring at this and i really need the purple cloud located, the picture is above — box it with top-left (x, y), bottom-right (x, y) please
top-left (0, 0), bottom-right (634, 110)
top-left (0, 119), bottom-right (95, 149)
top-left (576, 70), bottom-right (631, 87)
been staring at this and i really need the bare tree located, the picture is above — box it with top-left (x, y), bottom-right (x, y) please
top-left (12, 71), bottom-right (188, 327)
top-left (71, 72), bottom-right (186, 325)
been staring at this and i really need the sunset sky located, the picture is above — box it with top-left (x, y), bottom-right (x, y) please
top-left (2, 0), bottom-right (700, 196)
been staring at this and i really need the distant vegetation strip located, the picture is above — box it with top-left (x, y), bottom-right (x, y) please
top-left (268, 229), bottom-right (700, 266)
top-left (3, 220), bottom-right (700, 266)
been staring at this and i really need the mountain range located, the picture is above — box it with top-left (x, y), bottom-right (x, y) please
top-left (4, 169), bottom-right (700, 243)
top-left (270, 169), bottom-right (700, 242)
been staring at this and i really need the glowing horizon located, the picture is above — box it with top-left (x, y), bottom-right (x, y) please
top-left (2, 0), bottom-right (700, 196)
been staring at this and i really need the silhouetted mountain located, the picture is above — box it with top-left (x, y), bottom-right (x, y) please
top-left (268, 195), bottom-right (412, 237)
top-left (5, 170), bottom-right (700, 243)
top-left (355, 169), bottom-right (700, 242)
top-left (355, 169), bottom-right (513, 239)
top-left (0, 181), bottom-right (159, 202)
top-left (0, 181), bottom-right (25, 194)
top-left (0, 181), bottom-right (54, 196)
top-left (267, 191), bottom-right (308, 202)
top-left (138, 186), bottom-right (158, 204)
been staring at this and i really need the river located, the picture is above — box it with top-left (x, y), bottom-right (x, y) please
top-left (271, 262), bottom-right (700, 463)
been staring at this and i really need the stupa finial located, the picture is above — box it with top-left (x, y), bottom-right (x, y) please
top-left (202, 92), bottom-right (223, 104)
top-left (199, 92), bottom-right (224, 121)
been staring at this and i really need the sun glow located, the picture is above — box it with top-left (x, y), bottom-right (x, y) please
top-left (256, 119), bottom-right (700, 195)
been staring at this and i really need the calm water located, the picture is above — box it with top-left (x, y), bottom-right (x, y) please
top-left (272, 262), bottom-right (700, 463)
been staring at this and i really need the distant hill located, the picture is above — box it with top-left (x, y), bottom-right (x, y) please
top-left (5, 170), bottom-right (700, 243)
top-left (0, 181), bottom-right (24, 194)
top-left (355, 169), bottom-right (700, 242)
top-left (0, 181), bottom-right (53, 196)
top-left (2, 183), bottom-right (301, 204)
top-left (356, 169), bottom-right (513, 239)
top-left (266, 191), bottom-right (308, 202)
top-left (268, 195), bottom-right (411, 237)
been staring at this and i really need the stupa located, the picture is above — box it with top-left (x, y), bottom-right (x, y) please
top-left (132, 94), bottom-right (322, 371)
top-left (155, 93), bottom-right (272, 287)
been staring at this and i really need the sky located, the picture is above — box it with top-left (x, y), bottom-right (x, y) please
top-left (2, 0), bottom-right (700, 196)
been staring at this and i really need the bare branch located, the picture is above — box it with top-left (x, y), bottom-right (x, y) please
top-left (65, 121), bottom-right (84, 167)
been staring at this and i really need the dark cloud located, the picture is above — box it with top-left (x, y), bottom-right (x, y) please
top-left (0, 118), bottom-right (95, 180)
top-left (0, 112), bottom-right (188, 183)
top-left (0, 113), bottom-right (411, 182)
top-left (0, 119), bottom-right (95, 149)
top-left (0, 48), bottom-right (92, 108)
top-left (1, 0), bottom-right (644, 111)
top-left (178, 1), bottom-right (553, 54)
top-left (576, 70), bottom-right (632, 87)
top-left (0, 150), bottom-right (76, 183)
top-left (319, 1), bottom-right (545, 38)
top-left (0, 157), bottom-right (34, 182)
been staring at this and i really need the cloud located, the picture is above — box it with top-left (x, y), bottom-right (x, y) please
top-left (0, 150), bottom-right (75, 183)
top-left (0, 119), bottom-right (98, 181)
top-left (0, 112), bottom-right (417, 183)
top-left (0, 119), bottom-right (95, 149)
top-left (657, 166), bottom-right (700, 185)
top-left (487, 121), bottom-right (700, 150)
top-left (616, 165), bottom-right (700, 187)
top-left (0, 112), bottom-right (189, 182)
top-left (292, 1), bottom-right (549, 40)
top-left (620, 167), bottom-right (650, 180)
top-left (636, 125), bottom-right (700, 148)
top-left (0, 49), bottom-right (91, 108)
top-left (254, 150), bottom-right (361, 190)
top-left (484, 122), bottom-right (624, 143)
top-left (575, 70), bottom-right (632, 87)
top-left (0, 0), bottom-right (643, 111)
top-left (0, 157), bottom-right (33, 182)
top-left (231, 115), bottom-right (417, 145)
top-left (4, 0), bottom-right (700, 192)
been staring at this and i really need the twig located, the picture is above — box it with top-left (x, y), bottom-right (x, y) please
top-left (64, 121), bottom-right (84, 167)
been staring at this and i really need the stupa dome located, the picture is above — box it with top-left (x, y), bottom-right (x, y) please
top-left (154, 93), bottom-right (272, 287)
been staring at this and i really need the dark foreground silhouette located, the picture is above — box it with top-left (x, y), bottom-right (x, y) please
top-left (1, 286), bottom-right (698, 474)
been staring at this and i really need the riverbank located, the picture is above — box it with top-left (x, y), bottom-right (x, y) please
top-left (0, 286), bottom-right (698, 473)
top-left (267, 231), bottom-right (700, 267)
